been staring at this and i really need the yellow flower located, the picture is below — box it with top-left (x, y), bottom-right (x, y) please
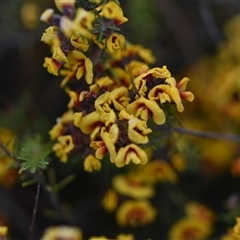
top-left (106, 33), bottom-right (125, 53)
top-left (43, 57), bottom-right (62, 76)
top-left (233, 217), bottom-right (240, 234)
top-left (137, 160), bottom-right (178, 184)
top-left (126, 60), bottom-right (149, 79)
top-left (70, 34), bottom-right (90, 52)
top-left (84, 154), bottom-right (101, 172)
top-left (90, 140), bottom-right (107, 159)
top-left (41, 26), bottom-right (58, 45)
top-left (148, 82), bottom-right (184, 112)
top-left (138, 48), bottom-right (156, 65)
top-left (40, 225), bottom-right (82, 240)
top-left (20, 1), bottom-right (40, 29)
top-left (132, 66), bottom-right (170, 86)
top-left (49, 110), bottom-right (74, 140)
top-left (73, 8), bottom-right (95, 39)
top-left (171, 153), bottom-right (186, 172)
top-left (93, 76), bottom-right (115, 91)
top-left (177, 77), bottom-right (195, 102)
top-left (109, 67), bottom-right (132, 88)
top-left (119, 110), bottom-right (152, 144)
top-left (127, 97), bottom-right (165, 125)
top-left (92, 35), bottom-right (105, 49)
top-left (89, 236), bottom-right (108, 240)
top-left (94, 91), bottom-right (112, 114)
top-left (60, 50), bottom-right (93, 87)
top-left (0, 226), bottom-right (8, 239)
top-left (53, 135), bottom-right (74, 163)
top-left (102, 189), bottom-right (118, 212)
top-left (123, 44), bottom-right (156, 64)
top-left (65, 87), bottom-right (78, 108)
top-left (40, 9), bottom-right (54, 24)
top-left (116, 233), bottom-right (135, 240)
top-left (59, 16), bottom-right (74, 38)
top-left (76, 110), bottom-right (117, 142)
top-left (52, 44), bottom-right (68, 63)
top-left (41, 27), bottom-right (68, 62)
top-left (116, 200), bottom-right (156, 227)
top-left (95, 87), bottom-right (130, 115)
top-left (110, 87), bottom-right (130, 111)
top-left (168, 217), bottom-right (213, 240)
top-left (60, 8), bottom-right (95, 39)
top-left (131, 66), bottom-right (192, 113)
top-left (100, 124), bottom-right (118, 162)
top-left (112, 174), bottom-right (155, 199)
top-left (75, 111), bottom-right (102, 140)
top-left (114, 143), bottom-right (149, 168)
top-left (54, 0), bottom-right (75, 12)
top-left (221, 230), bottom-right (240, 240)
top-left (0, 128), bottom-right (15, 152)
top-left (101, 1), bottom-right (128, 26)
top-left (185, 202), bottom-right (216, 225)
top-left (130, 76), bottom-right (147, 97)
top-left (128, 118), bottom-right (152, 144)
top-left (221, 217), bottom-right (240, 240)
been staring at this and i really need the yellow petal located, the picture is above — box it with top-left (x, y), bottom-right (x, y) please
top-left (177, 77), bottom-right (190, 91)
top-left (85, 57), bottom-right (93, 84)
top-left (84, 154), bottom-right (101, 172)
top-left (101, 129), bottom-right (117, 163)
top-left (78, 111), bottom-right (101, 134)
top-left (115, 144), bottom-right (148, 168)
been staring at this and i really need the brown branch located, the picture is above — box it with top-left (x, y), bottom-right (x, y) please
top-left (156, 0), bottom-right (203, 64)
top-left (28, 170), bottom-right (42, 240)
top-left (174, 127), bottom-right (240, 142)
top-left (0, 139), bottom-right (73, 232)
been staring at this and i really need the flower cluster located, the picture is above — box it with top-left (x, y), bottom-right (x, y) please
top-left (40, 225), bottom-right (135, 240)
top-left (169, 202), bottom-right (216, 240)
top-left (101, 156), bottom-right (179, 228)
top-left (41, 0), bottom-right (194, 170)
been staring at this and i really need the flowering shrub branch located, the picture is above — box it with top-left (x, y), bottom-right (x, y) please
top-left (41, 0), bottom-right (194, 172)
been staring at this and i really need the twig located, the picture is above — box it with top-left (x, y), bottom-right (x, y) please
top-left (28, 170), bottom-right (42, 240)
top-left (198, 0), bottom-right (222, 44)
top-left (174, 127), bottom-right (240, 142)
top-left (0, 139), bottom-right (73, 233)
top-left (0, 139), bottom-right (15, 160)
top-left (156, 0), bottom-right (203, 64)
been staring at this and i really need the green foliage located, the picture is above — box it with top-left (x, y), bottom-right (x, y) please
top-left (18, 134), bottom-right (52, 174)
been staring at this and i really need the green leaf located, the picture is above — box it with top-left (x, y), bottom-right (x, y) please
top-left (18, 134), bottom-right (52, 174)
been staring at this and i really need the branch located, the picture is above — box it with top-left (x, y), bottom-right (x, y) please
top-left (28, 170), bottom-right (42, 240)
top-left (0, 139), bottom-right (71, 225)
top-left (174, 127), bottom-right (240, 142)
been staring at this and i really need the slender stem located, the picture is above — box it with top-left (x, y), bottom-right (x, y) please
top-left (0, 139), bottom-right (73, 225)
top-left (0, 139), bottom-right (15, 160)
top-left (174, 127), bottom-right (240, 142)
top-left (198, 0), bottom-right (222, 44)
top-left (28, 170), bottom-right (42, 240)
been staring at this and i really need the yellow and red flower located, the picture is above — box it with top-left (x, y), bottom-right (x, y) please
top-left (168, 217), bottom-right (213, 240)
top-left (41, 225), bottom-right (82, 240)
top-left (116, 200), bottom-right (156, 227)
top-left (112, 174), bottom-right (155, 199)
top-left (84, 154), bottom-right (101, 172)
